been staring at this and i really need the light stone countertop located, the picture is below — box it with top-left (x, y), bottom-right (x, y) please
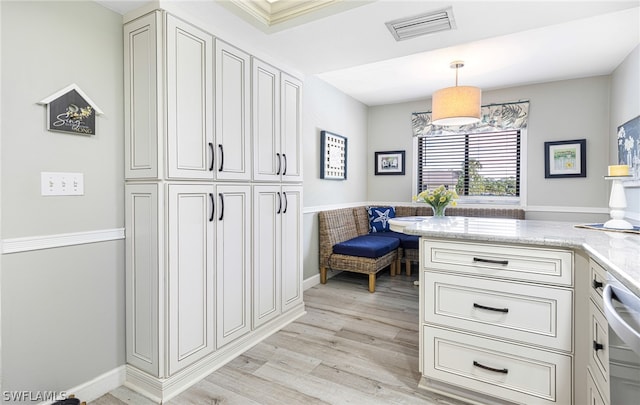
top-left (389, 216), bottom-right (640, 296)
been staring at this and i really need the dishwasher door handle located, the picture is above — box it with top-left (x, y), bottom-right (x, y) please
top-left (603, 283), bottom-right (640, 356)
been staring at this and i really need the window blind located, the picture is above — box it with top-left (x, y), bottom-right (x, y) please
top-left (417, 130), bottom-right (520, 197)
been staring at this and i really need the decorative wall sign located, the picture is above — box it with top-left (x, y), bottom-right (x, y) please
top-left (39, 84), bottom-right (103, 136)
top-left (544, 139), bottom-right (586, 178)
top-left (320, 130), bottom-right (347, 180)
top-left (617, 115), bottom-right (639, 179)
top-left (375, 150), bottom-right (405, 175)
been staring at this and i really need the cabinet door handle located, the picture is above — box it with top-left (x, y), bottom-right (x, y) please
top-left (592, 279), bottom-right (604, 290)
top-left (282, 153), bottom-right (287, 175)
top-left (209, 193), bottom-right (215, 222)
top-left (473, 303), bottom-right (509, 313)
top-left (276, 153), bottom-right (281, 175)
top-left (218, 193), bottom-right (224, 221)
top-left (473, 361), bottom-right (508, 374)
top-left (283, 192), bottom-right (288, 214)
top-left (593, 341), bottom-right (604, 352)
top-left (473, 257), bottom-right (509, 266)
top-left (208, 142), bottom-right (214, 171)
top-left (218, 144), bottom-right (224, 172)
top-left (277, 192), bottom-right (282, 214)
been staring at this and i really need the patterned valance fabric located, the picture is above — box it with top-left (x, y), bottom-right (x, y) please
top-left (412, 100), bottom-right (529, 136)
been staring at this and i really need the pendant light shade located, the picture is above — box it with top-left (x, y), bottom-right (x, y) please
top-left (432, 61), bottom-right (481, 126)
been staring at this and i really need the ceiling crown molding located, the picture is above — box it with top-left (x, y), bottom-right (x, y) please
top-left (228, 0), bottom-right (340, 26)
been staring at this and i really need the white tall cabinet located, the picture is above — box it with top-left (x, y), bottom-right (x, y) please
top-left (252, 59), bottom-right (303, 182)
top-left (124, 8), bottom-right (304, 402)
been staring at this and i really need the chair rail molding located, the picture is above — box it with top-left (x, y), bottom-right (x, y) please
top-left (1, 228), bottom-right (125, 254)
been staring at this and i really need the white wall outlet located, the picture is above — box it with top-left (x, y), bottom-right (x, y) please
top-left (41, 172), bottom-right (84, 196)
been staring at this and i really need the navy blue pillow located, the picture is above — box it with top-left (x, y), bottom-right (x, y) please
top-left (367, 206), bottom-right (395, 233)
top-left (333, 235), bottom-right (400, 258)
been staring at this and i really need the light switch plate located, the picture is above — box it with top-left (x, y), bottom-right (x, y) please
top-left (41, 172), bottom-right (84, 196)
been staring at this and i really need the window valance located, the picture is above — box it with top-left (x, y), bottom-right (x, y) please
top-left (412, 100), bottom-right (529, 137)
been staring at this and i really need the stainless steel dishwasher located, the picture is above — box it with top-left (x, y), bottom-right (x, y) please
top-left (603, 274), bottom-right (640, 404)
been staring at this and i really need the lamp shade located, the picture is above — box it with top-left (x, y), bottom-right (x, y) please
top-left (432, 85), bottom-right (482, 126)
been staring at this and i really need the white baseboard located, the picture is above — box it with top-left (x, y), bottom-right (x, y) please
top-left (303, 274), bottom-right (320, 290)
top-left (303, 270), bottom-right (342, 291)
top-left (39, 365), bottom-right (126, 404)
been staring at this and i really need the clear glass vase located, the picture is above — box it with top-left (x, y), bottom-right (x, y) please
top-left (432, 205), bottom-right (447, 217)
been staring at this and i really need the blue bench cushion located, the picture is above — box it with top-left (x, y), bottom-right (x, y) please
top-left (333, 235), bottom-right (400, 258)
top-left (368, 231), bottom-right (419, 250)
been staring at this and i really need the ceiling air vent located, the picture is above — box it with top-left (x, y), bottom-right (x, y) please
top-left (385, 7), bottom-right (456, 41)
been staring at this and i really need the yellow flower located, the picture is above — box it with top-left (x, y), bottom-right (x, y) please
top-left (414, 185), bottom-right (458, 211)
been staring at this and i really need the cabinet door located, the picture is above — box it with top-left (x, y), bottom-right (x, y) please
top-left (252, 59), bottom-right (281, 182)
top-left (125, 183), bottom-right (159, 376)
top-left (588, 299), bottom-right (610, 403)
top-left (124, 12), bottom-right (160, 179)
top-left (216, 184), bottom-right (251, 347)
top-left (280, 72), bottom-right (303, 182)
top-left (167, 184), bottom-right (215, 375)
top-left (166, 15), bottom-right (214, 180)
top-left (281, 185), bottom-right (303, 312)
top-left (253, 185), bottom-right (282, 327)
top-left (215, 40), bottom-right (251, 181)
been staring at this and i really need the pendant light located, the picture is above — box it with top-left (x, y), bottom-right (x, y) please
top-left (431, 61), bottom-right (481, 126)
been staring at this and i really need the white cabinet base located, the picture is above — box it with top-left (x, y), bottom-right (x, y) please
top-left (125, 303), bottom-right (305, 403)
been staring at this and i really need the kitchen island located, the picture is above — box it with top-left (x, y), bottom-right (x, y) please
top-left (388, 216), bottom-right (640, 405)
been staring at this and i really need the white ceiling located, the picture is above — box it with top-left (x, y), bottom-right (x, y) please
top-left (96, 0), bottom-right (640, 106)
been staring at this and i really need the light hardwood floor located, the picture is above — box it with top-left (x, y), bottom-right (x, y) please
top-left (91, 270), bottom-right (467, 405)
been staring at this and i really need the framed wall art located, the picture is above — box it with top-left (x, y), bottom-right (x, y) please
top-left (38, 83), bottom-right (103, 136)
top-left (375, 150), bottom-right (405, 175)
top-left (617, 115), bottom-right (639, 179)
top-left (320, 130), bottom-right (347, 180)
top-left (544, 139), bottom-right (586, 178)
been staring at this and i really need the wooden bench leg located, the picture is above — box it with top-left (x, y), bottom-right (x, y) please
top-left (368, 273), bottom-right (376, 293)
top-left (406, 261), bottom-right (412, 277)
top-left (390, 261), bottom-right (396, 276)
top-left (320, 266), bottom-right (327, 284)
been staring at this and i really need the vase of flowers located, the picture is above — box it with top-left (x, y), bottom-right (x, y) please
top-left (413, 185), bottom-right (458, 217)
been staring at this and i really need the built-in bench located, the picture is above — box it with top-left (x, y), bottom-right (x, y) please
top-left (318, 205), bottom-right (525, 292)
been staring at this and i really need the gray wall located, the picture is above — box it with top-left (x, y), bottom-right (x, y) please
top-left (301, 76), bottom-right (369, 281)
top-left (367, 76), bottom-right (614, 223)
top-left (1, 0), bottom-right (125, 396)
top-left (610, 45), bottom-right (640, 220)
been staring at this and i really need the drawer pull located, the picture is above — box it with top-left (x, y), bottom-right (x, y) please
top-left (473, 303), bottom-right (509, 313)
top-left (473, 360), bottom-right (508, 374)
top-left (473, 257), bottom-right (509, 266)
top-left (593, 341), bottom-right (604, 352)
top-left (592, 279), bottom-right (604, 290)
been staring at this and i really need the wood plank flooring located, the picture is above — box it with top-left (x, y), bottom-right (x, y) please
top-left (90, 270), bottom-right (468, 405)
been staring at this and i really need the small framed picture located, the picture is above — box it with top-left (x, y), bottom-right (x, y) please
top-left (544, 139), bottom-right (586, 178)
top-left (320, 130), bottom-right (347, 180)
top-left (375, 150), bottom-right (405, 175)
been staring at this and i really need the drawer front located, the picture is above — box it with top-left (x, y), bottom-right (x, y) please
top-left (587, 369), bottom-right (609, 405)
top-left (424, 239), bottom-right (573, 286)
top-left (588, 299), bottom-right (610, 403)
top-left (423, 326), bottom-right (572, 405)
top-left (424, 273), bottom-right (573, 351)
top-left (589, 259), bottom-right (607, 311)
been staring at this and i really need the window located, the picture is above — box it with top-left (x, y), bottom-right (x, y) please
top-left (416, 130), bottom-right (521, 201)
